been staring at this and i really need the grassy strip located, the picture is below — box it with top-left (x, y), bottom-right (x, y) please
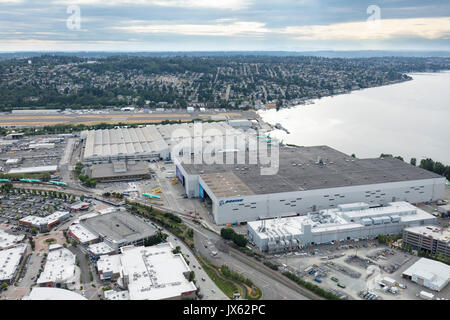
top-left (198, 258), bottom-right (238, 299)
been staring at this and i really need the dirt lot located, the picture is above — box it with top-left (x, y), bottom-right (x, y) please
top-left (33, 231), bottom-right (66, 253)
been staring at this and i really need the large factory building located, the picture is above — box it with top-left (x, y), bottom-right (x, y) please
top-left (247, 201), bottom-right (437, 253)
top-left (80, 122), bottom-right (255, 164)
top-left (175, 146), bottom-right (445, 225)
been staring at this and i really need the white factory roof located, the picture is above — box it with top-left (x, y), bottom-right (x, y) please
top-left (68, 223), bottom-right (98, 244)
top-left (29, 143), bottom-right (55, 149)
top-left (340, 202), bottom-right (420, 221)
top-left (97, 254), bottom-right (122, 276)
top-left (0, 244), bottom-right (26, 282)
top-left (98, 243), bottom-right (196, 300)
top-left (73, 212), bottom-right (99, 224)
top-left (248, 202), bottom-right (436, 241)
top-left (82, 122), bottom-right (252, 161)
top-left (83, 126), bottom-right (169, 160)
top-left (20, 211), bottom-right (69, 227)
top-left (104, 290), bottom-right (130, 300)
top-left (37, 247), bottom-right (77, 285)
top-left (0, 229), bottom-right (25, 250)
top-left (8, 165), bottom-right (58, 174)
top-left (404, 225), bottom-right (450, 242)
top-left (88, 242), bottom-right (115, 256)
top-left (5, 158), bottom-right (19, 164)
top-left (23, 287), bottom-right (87, 300)
top-left (120, 243), bottom-right (196, 300)
top-left (403, 258), bottom-right (450, 291)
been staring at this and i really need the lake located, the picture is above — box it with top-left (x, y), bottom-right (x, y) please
top-left (259, 71), bottom-right (450, 164)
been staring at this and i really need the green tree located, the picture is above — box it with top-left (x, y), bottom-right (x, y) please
top-left (410, 158), bottom-right (417, 166)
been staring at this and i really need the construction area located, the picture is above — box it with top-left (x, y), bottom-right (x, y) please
top-left (271, 239), bottom-right (450, 300)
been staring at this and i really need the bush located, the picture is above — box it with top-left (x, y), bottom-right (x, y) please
top-left (220, 228), bottom-right (248, 247)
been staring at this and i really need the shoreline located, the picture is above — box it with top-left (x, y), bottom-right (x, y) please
top-left (272, 69), bottom-right (450, 111)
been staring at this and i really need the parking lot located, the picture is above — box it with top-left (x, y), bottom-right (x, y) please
top-left (0, 190), bottom-right (76, 222)
top-left (0, 135), bottom-right (68, 173)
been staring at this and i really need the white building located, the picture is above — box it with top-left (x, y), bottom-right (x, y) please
top-left (402, 258), bottom-right (450, 291)
top-left (19, 211), bottom-right (70, 232)
top-left (0, 244), bottom-right (27, 284)
top-left (247, 202), bottom-right (437, 252)
top-left (68, 223), bottom-right (99, 245)
top-left (97, 243), bottom-right (197, 300)
top-left (8, 165), bottom-right (58, 175)
top-left (81, 122), bottom-right (256, 164)
top-left (88, 242), bottom-right (115, 259)
top-left (175, 146), bottom-right (445, 225)
top-left (23, 287), bottom-right (87, 300)
top-left (0, 229), bottom-right (25, 250)
top-left (37, 244), bottom-right (78, 288)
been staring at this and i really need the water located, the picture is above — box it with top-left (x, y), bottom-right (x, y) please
top-left (259, 71), bottom-right (450, 164)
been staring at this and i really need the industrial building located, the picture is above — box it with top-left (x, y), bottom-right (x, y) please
top-left (247, 202), bottom-right (437, 253)
top-left (81, 122), bottom-right (256, 164)
top-left (0, 230), bottom-right (25, 250)
top-left (19, 211), bottom-right (70, 232)
top-left (67, 201), bottom-right (90, 212)
top-left (0, 244), bottom-right (27, 284)
top-left (8, 165), bottom-right (58, 175)
top-left (37, 244), bottom-right (78, 288)
top-left (72, 210), bottom-right (157, 252)
top-left (97, 243), bottom-right (197, 300)
top-left (23, 287), bottom-right (87, 300)
top-left (402, 258), bottom-right (450, 291)
top-left (67, 223), bottom-right (99, 245)
top-left (88, 161), bottom-right (150, 182)
top-left (175, 146), bottom-right (445, 225)
top-left (88, 242), bottom-right (115, 260)
top-left (403, 225), bottom-right (450, 257)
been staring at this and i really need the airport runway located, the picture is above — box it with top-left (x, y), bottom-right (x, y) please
top-left (0, 110), bottom-right (257, 127)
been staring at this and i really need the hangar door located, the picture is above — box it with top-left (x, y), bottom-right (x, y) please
top-left (176, 166), bottom-right (185, 186)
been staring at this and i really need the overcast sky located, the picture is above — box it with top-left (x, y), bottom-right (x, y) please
top-left (0, 0), bottom-right (449, 52)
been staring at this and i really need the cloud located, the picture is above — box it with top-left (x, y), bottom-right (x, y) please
top-left (114, 20), bottom-right (270, 36)
top-left (282, 17), bottom-right (450, 40)
top-left (51, 0), bottom-right (252, 10)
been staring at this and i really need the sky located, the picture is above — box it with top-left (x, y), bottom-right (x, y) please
top-left (0, 0), bottom-right (449, 52)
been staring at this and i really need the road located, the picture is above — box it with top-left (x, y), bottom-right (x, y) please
top-left (68, 246), bottom-right (90, 284)
top-left (193, 232), bottom-right (312, 300)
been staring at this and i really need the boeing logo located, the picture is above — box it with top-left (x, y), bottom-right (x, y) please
top-left (219, 199), bottom-right (243, 206)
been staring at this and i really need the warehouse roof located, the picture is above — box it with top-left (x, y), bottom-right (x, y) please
top-left (8, 165), bottom-right (58, 174)
top-left (68, 223), bottom-right (98, 244)
top-left (19, 211), bottom-right (69, 227)
top-left (89, 161), bottom-right (150, 180)
top-left (248, 202), bottom-right (436, 240)
top-left (0, 244), bottom-right (26, 282)
top-left (179, 146), bottom-right (443, 197)
top-left (88, 242), bottom-right (115, 256)
top-left (119, 243), bottom-right (196, 300)
top-left (83, 126), bottom-right (168, 160)
top-left (0, 229), bottom-right (25, 250)
top-left (81, 211), bottom-right (157, 245)
top-left (403, 258), bottom-right (450, 291)
top-left (37, 247), bottom-right (76, 285)
top-left (24, 287), bottom-right (87, 300)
